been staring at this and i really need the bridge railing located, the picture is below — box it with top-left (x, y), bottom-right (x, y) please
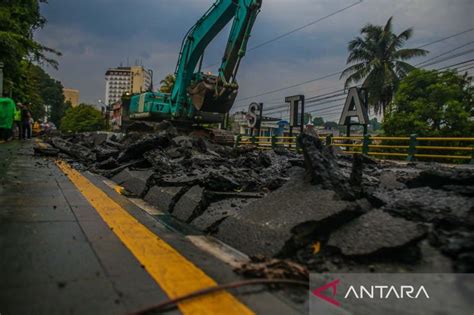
top-left (235, 134), bottom-right (474, 164)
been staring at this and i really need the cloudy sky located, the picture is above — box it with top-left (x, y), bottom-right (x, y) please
top-left (37, 0), bottom-right (474, 120)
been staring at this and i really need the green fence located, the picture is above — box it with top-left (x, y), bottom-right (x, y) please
top-left (235, 134), bottom-right (474, 164)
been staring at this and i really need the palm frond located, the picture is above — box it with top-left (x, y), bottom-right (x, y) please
top-left (393, 48), bottom-right (429, 60)
top-left (384, 17), bottom-right (394, 33)
top-left (394, 60), bottom-right (416, 77)
top-left (340, 62), bottom-right (367, 79)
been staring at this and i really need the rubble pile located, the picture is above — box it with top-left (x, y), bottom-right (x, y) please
top-left (292, 134), bottom-right (473, 273)
top-left (39, 128), bottom-right (473, 273)
top-left (38, 122), bottom-right (300, 225)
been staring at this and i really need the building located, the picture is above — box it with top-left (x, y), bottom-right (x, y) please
top-left (63, 88), bottom-right (80, 107)
top-left (104, 66), bottom-right (152, 105)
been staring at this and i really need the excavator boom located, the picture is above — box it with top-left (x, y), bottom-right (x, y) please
top-left (129, 0), bottom-right (262, 123)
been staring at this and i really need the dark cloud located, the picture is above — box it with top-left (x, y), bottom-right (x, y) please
top-left (36, 0), bottom-right (474, 120)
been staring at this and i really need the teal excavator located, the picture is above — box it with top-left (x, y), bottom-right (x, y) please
top-left (129, 0), bottom-right (262, 124)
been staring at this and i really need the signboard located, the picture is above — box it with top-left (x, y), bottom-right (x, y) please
top-left (338, 87), bottom-right (369, 126)
top-left (247, 102), bottom-right (262, 128)
top-left (285, 95), bottom-right (305, 129)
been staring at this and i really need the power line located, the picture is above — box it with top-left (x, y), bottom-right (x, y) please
top-left (263, 58), bottom-right (474, 118)
top-left (256, 51), bottom-right (473, 114)
top-left (234, 28), bottom-right (474, 105)
top-left (459, 65), bottom-right (474, 72)
top-left (203, 0), bottom-right (364, 69)
top-left (236, 70), bottom-right (342, 103)
top-left (416, 41), bottom-right (474, 66)
top-left (306, 88), bottom-right (348, 101)
top-left (417, 27), bottom-right (474, 48)
top-left (262, 59), bottom-right (473, 116)
top-left (437, 58), bottom-right (474, 71)
top-left (263, 95), bottom-right (346, 114)
top-left (248, 0), bottom-right (363, 52)
top-left (456, 64), bottom-right (474, 72)
top-left (233, 86), bottom-right (346, 111)
top-left (420, 48), bottom-right (474, 67)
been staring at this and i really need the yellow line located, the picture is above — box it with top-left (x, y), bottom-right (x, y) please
top-left (56, 161), bottom-right (254, 315)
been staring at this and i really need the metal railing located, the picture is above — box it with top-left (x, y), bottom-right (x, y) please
top-left (235, 134), bottom-right (474, 163)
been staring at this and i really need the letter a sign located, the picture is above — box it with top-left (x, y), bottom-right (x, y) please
top-left (338, 87), bottom-right (369, 126)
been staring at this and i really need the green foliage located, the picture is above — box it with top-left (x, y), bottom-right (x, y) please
top-left (340, 17), bottom-right (428, 114)
top-left (369, 117), bottom-right (381, 131)
top-left (313, 116), bottom-right (325, 126)
top-left (383, 69), bottom-right (474, 137)
top-left (324, 121), bottom-right (338, 129)
top-left (13, 64), bottom-right (67, 125)
top-left (60, 104), bottom-right (105, 133)
top-left (159, 74), bottom-right (176, 93)
top-left (0, 0), bottom-right (60, 97)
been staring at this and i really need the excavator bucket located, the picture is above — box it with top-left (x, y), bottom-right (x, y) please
top-left (188, 75), bottom-right (238, 114)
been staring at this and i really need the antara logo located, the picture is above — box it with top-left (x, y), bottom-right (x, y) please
top-left (312, 279), bottom-right (430, 307)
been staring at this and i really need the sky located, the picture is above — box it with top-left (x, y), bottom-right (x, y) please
top-left (36, 0), bottom-right (474, 121)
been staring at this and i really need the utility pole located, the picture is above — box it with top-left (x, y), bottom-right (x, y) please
top-left (0, 62), bottom-right (4, 97)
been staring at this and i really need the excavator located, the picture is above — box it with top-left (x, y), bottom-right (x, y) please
top-left (128, 0), bottom-right (262, 126)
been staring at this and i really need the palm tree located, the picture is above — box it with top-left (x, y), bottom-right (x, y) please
top-left (159, 74), bottom-right (176, 93)
top-left (340, 17), bottom-right (428, 114)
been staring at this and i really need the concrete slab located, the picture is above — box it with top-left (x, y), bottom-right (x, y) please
top-left (112, 169), bottom-right (154, 197)
top-left (144, 185), bottom-right (185, 213)
top-left (190, 198), bottom-right (250, 232)
top-left (215, 168), bottom-right (362, 257)
top-left (328, 209), bottom-right (427, 256)
top-left (173, 185), bottom-right (205, 222)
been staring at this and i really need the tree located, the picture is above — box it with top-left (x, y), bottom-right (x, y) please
top-left (313, 117), bottom-right (325, 126)
top-left (0, 1), bottom-right (60, 97)
top-left (60, 104), bottom-right (105, 133)
top-left (369, 117), bottom-right (381, 131)
top-left (13, 64), bottom-right (67, 125)
top-left (340, 17), bottom-right (428, 115)
top-left (324, 121), bottom-right (338, 130)
top-left (159, 74), bottom-right (176, 93)
top-left (383, 69), bottom-right (473, 137)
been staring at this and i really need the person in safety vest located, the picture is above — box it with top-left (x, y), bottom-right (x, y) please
top-left (13, 102), bottom-right (23, 139)
top-left (0, 98), bottom-right (16, 142)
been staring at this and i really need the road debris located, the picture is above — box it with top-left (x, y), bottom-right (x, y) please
top-left (40, 129), bottom-right (474, 273)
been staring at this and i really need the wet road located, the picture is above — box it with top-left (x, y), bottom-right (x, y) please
top-left (0, 140), bottom-right (301, 315)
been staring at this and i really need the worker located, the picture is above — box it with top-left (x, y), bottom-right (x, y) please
top-left (304, 120), bottom-right (319, 138)
top-left (21, 104), bottom-right (32, 140)
top-left (13, 102), bottom-right (23, 139)
top-left (0, 97), bottom-right (16, 142)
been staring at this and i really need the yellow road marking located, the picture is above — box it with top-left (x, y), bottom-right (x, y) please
top-left (56, 160), bottom-right (254, 315)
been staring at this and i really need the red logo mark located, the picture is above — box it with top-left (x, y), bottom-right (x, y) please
top-left (312, 279), bottom-right (341, 307)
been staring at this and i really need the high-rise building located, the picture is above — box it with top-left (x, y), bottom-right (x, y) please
top-left (63, 88), bottom-right (80, 107)
top-left (104, 66), bottom-right (152, 105)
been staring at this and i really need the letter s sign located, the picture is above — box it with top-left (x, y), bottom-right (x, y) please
top-left (247, 102), bottom-right (261, 128)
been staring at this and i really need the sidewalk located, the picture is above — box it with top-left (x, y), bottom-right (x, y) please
top-left (0, 141), bottom-right (176, 314)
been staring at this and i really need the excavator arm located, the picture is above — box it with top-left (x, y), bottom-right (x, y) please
top-left (172, 0), bottom-right (262, 116)
top-left (219, 0), bottom-right (261, 82)
top-left (128, 0), bottom-right (262, 123)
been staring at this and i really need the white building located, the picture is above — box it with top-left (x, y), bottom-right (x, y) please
top-left (104, 66), bottom-right (152, 105)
